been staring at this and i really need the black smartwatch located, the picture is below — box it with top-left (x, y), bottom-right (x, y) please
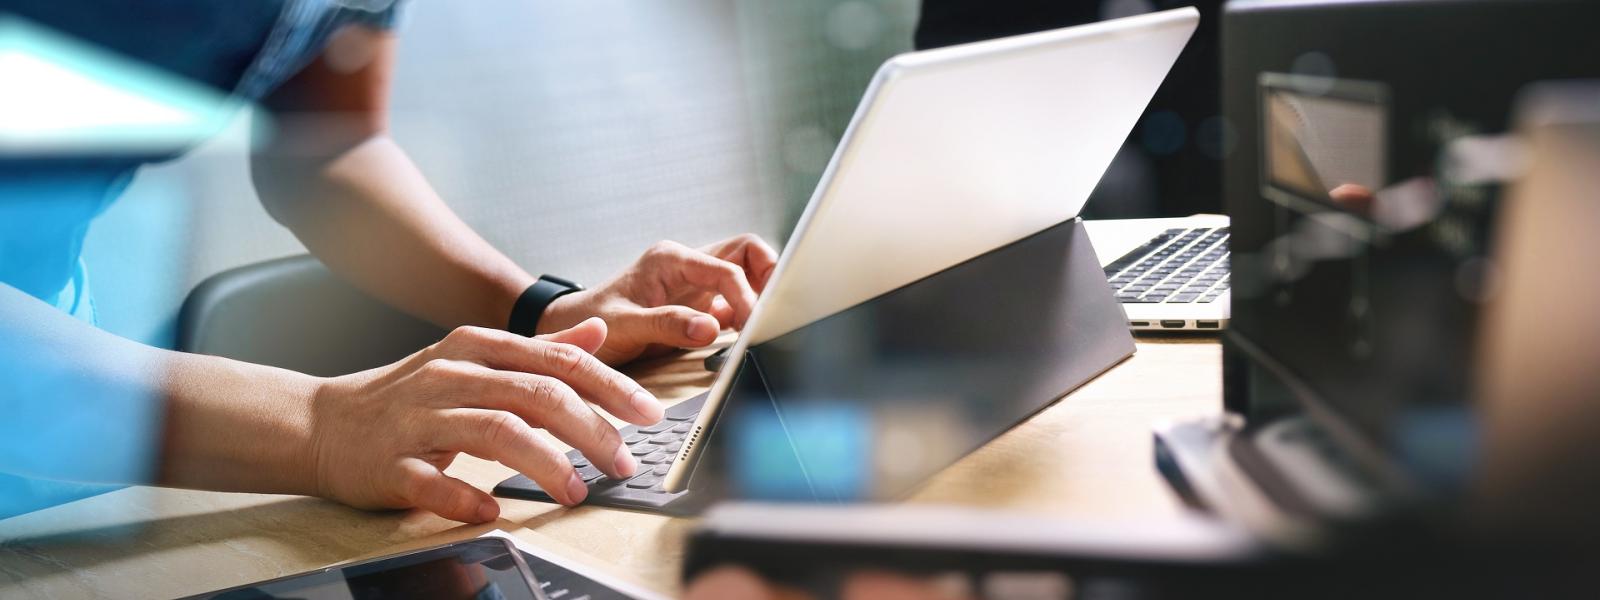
top-left (507, 275), bottom-right (585, 336)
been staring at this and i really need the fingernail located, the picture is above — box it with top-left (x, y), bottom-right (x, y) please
top-left (477, 500), bottom-right (499, 522)
top-left (565, 472), bottom-right (589, 505)
top-left (631, 389), bottom-right (664, 422)
top-left (614, 444), bottom-right (638, 478)
top-left (686, 315), bottom-right (718, 342)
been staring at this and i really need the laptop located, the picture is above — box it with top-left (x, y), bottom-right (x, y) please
top-left (495, 7), bottom-right (1200, 513)
top-left (1093, 215), bottom-right (1231, 331)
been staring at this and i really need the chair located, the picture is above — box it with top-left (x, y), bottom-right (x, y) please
top-left (177, 255), bottom-right (447, 376)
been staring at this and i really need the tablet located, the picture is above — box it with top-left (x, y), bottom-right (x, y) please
top-left (182, 537), bottom-right (544, 600)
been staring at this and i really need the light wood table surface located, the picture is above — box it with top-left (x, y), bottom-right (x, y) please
top-left (0, 219), bottom-right (1223, 599)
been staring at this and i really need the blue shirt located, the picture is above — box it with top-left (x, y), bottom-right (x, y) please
top-left (0, 0), bottom-right (402, 320)
top-left (0, 0), bottom-right (402, 518)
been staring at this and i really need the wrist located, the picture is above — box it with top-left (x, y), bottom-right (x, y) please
top-left (533, 289), bottom-right (588, 335)
top-left (298, 374), bottom-right (339, 499)
top-left (158, 354), bottom-right (323, 496)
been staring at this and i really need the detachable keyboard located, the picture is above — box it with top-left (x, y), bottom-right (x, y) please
top-left (1103, 227), bottom-right (1230, 305)
top-left (493, 392), bottom-right (708, 515)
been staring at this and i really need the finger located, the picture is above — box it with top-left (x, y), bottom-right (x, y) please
top-left (707, 295), bottom-right (735, 329)
top-left (432, 326), bottom-right (662, 425)
top-left (702, 234), bottom-right (779, 293)
top-left (665, 244), bottom-right (758, 329)
top-left (397, 458), bottom-right (499, 523)
top-left (535, 316), bottom-right (607, 355)
top-left (435, 409), bottom-right (591, 506)
top-left (468, 370), bottom-right (637, 479)
top-left (630, 305), bottom-right (721, 348)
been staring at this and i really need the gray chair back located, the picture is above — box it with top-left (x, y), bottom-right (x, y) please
top-left (177, 255), bottom-right (447, 377)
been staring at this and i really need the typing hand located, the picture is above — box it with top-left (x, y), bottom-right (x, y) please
top-left (306, 318), bottom-right (659, 522)
top-left (538, 234), bottom-right (778, 365)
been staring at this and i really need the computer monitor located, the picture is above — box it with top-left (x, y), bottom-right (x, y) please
top-left (1222, 0), bottom-right (1600, 504)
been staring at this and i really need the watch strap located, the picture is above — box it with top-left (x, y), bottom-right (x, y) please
top-left (508, 275), bottom-right (584, 336)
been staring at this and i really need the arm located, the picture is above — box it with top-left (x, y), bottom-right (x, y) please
top-left (250, 27), bottom-right (781, 365)
top-left (0, 283), bottom-right (654, 521)
top-left (251, 28), bottom-right (531, 330)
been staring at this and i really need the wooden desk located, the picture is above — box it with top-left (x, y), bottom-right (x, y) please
top-left (0, 220), bottom-right (1222, 599)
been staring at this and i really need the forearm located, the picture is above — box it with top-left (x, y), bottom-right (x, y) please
top-left (0, 285), bottom-right (319, 496)
top-left (252, 136), bottom-right (535, 330)
top-left (157, 351), bottom-right (323, 495)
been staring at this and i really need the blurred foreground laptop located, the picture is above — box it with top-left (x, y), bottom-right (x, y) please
top-left (495, 8), bottom-right (1199, 513)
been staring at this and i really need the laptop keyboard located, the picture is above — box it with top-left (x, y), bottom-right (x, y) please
top-left (493, 392), bottom-right (707, 514)
top-left (1103, 227), bottom-right (1230, 304)
top-left (571, 400), bottom-right (699, 491)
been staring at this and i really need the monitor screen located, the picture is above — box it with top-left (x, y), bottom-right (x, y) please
top-left (1260, 74), bottom-right (1389, 222)
top-left (1230, 72), bottom-right (1479, 492)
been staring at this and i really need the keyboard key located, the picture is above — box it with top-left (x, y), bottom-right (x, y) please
top-left (648, 432), bottom-right (679, 445)
top-left (570, 456), bottom-right (590, 468)
top-left (641, 451), bottom-right (673, 464)
top-left (629, 444), bottom-right (657, 456)
top-left (671, 422), bottom-right (692, 433)
top-left (1172, 293), bottom-right (1200, 303)
top-left (622, 433), bottom-right (648, 445)
top-left (626, 474), bottom-right (661, 489)
top-left (666, 414), bottom-right (694, 422)
top-left (576, 465), bottom-right (604, 482)
top-left (652, 464), bottom-right (671, 476)
top-left (638, 422), bottom-right (672, 434)
top-left (663, 442), bottom-right (682, 454)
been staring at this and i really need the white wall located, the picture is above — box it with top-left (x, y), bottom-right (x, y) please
top-left (84, 1), bottom-right (917, 347)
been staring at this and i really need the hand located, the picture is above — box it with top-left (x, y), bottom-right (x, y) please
top-left (305, 318), bottom-right (660, 522)
top-left (538, 234), bottom-right (778, 365)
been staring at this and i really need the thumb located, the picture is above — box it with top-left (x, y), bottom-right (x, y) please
top-left (535, 316), bottom-right (607, 354)
top-left (632, 305), bottom-right (721, 348)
